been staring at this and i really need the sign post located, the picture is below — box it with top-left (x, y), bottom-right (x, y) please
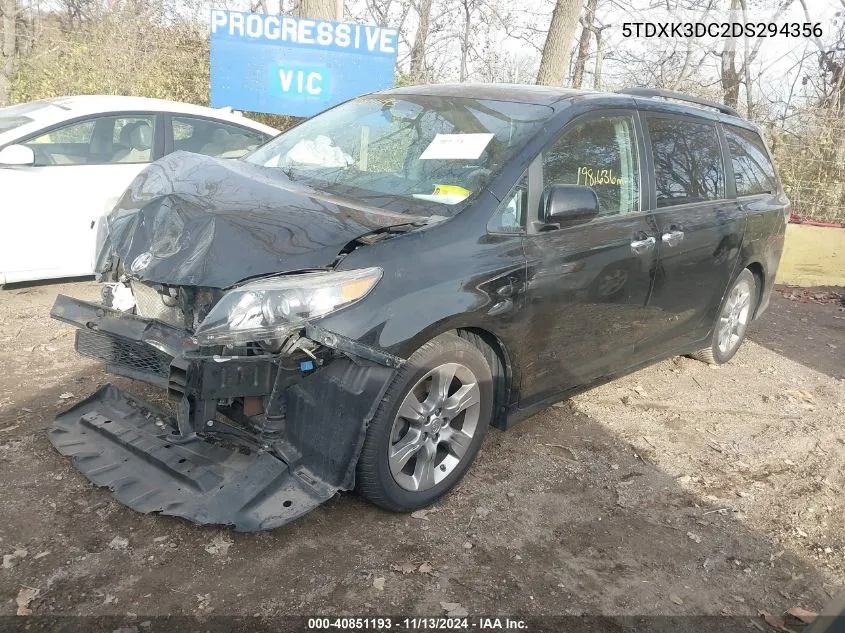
top-left (210, 10), bottom-right (398, 118)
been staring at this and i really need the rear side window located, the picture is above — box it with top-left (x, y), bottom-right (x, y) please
top-left (724, 125), bottom-right (777, 196)
top-left (543, 114), bottom-right (640, 217)
top-left (648, 117), bottom-right (725, 207)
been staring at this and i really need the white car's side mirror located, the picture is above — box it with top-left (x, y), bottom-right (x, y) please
top-left (0, 144), bottom-right (35, 166)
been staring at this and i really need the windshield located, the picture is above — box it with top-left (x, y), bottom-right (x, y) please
top-left (245, 94), bottom-right (553, 214)
top-left (0, 101), bottom-right (56, 135)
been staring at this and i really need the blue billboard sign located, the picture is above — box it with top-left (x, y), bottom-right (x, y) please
top-left (210, 10), bottom-right (399, 117)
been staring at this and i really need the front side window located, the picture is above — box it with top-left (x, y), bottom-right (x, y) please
top-left (172, 116), bottom-right (267, 158)
top-left (245, 95), bottom-right (553, 216)
top-left (648, 117), bottom-right (725, 207)
top-left (724, 125), bottom-right (777, 196)
top-left (22, 115), bottom-right (154, 166)
top-left (488, 174), bottom-right (528, 233)
top-left (543, 115), bottom-right (640, 217)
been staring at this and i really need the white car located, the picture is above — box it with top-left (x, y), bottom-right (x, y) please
top-left (0, 96), bottom-right (279, 286)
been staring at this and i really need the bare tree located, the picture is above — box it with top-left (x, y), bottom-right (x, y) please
top-left (409, 0), bottom-right (433, 80)
top-left (720, 0), bottom-right (742, 108)
top-left (798, 0), bottom-right (845, 112)
top-left (536, 0), bottom-right (581, 86)
top-left (720, 0), bottom-right (792, 114)
top-left (0, 0), bottom-right (15, 106)
top-left (571, 0), bottom-right (596, 89)
top-left (297, 0), bottom-right (340, 20)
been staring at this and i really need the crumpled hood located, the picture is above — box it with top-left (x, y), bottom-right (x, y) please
top-left (97, 151), bottom-right (414, 288)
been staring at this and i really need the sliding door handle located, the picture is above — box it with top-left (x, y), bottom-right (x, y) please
top-left (630, 236), bottom-right (656, 255)
top-left (662, 230), bottom-right (685, 247)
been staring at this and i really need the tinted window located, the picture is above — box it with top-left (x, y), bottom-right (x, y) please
top-left (724, 125), bottom-right (777, 196)
top-left (543, 115), bottom-right (640, 217)
top-left (23, 115), bottom-right (154, 165)
top-left (648, 117), bottom-right (725, 207)
top-left (172, 116), bottom-right (267, 158)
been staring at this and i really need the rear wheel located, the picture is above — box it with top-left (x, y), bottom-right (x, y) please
top-left (356, 333), bottom-right (493, 512)
top-left (691, 268), bottom-right (757, 365)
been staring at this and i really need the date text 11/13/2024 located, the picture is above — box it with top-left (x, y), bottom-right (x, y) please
top-left (306, 617), bottom-right (529, 630)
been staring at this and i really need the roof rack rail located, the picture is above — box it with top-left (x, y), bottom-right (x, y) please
top-left (616, 88), bottom-right (742, 119)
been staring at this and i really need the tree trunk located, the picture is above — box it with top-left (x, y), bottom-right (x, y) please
top-left (0, 0), bottom-right (15, 107)
top-left (296, 0), bottom-right (341, 20)
top-left (720, 0), bottom-right (741, 108)
top-left (409, 0), bottom-right (432, 81)
top-left (593, 29), bottom-right (603, 90)
top-left (459, 0), bottom-right (471, 82)
top-left (571, 0), bottom-right (596, 89)
top-left (536, 0), bottom-right (581, 86)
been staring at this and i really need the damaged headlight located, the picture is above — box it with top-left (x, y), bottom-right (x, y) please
top-left (194, 268), bottom-right (382, 346)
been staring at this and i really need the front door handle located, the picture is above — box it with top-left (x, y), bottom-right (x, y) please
top-left (630, 236), bottom-right (656, 255)
top-left (662, 230), bottom-right (685, 247)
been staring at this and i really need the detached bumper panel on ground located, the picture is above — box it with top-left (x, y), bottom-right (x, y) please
top-left (48, 384), bottom-right (335, 532)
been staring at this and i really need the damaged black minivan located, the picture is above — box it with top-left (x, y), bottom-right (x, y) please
top-left (50, 85), bottom-right (787, 531)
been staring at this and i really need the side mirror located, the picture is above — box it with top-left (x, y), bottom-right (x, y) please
top-left (542, 184), bottom-right (600, 229)
top-left (0, 144), bottom-right (35, 167)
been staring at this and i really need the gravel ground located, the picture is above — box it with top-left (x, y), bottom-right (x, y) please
top-left (0, 280), bottom-right (843, 622)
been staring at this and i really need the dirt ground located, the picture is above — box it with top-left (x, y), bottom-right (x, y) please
top-left (0, 280), bottom-right (844, 623)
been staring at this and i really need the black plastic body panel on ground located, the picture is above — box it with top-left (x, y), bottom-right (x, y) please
top-left (49, 385), bottom-right (336, 532)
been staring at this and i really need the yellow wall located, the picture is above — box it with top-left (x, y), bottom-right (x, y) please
top-left (776, 224), bottom-right (845, 287)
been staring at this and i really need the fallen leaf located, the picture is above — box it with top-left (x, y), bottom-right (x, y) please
top-left (108, 536), bottom-right (129, 550)
top-left (58, 393), bottom-right (74, 400)
top-left (687, 532), bottom-right (702, 544)
top-left (411, 509), bottom-right (438, 521)
top-left (373, 577), bottom-right (385, 591)
top-left (760, 611), bottom-right (792, 633)
top-left (786, 607), bottom-right (817, 624)
top-left (204, 534), bottom-right (233, 556)
top-left (440, 602), bottom-right (469, 617)
top-left (16, 587), bottom-right (39, 615)
top-left (33, 551), bottom-right (50, 560)
top-left (418, 562), bottom-right (433, 574)
top-left (392, 562), bottom-right (416, 575)
top-left (669, 594), bottom-right (684, 606)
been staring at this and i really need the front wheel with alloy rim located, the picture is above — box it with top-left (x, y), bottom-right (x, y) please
top-left (691, 268), bottom-right (758, 365)
top-left (356, 333), bottom-right (494, 512)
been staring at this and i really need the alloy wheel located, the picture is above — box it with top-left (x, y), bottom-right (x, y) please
top-left (388, 362), bottom-right (481, 492)
top-left (717, 277), bottom-right (752, 356)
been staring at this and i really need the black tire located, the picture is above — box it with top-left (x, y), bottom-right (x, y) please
top-left (356, 332), bottom-right (494, 512)
top-left (691, 268), bottom-right (758, 365)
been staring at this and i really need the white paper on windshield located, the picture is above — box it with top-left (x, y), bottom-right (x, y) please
top-left (419, 133), bottom-right (494, 160)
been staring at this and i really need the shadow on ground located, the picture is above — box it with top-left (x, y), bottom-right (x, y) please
top-left (749, 288), bottom-right (845, 380)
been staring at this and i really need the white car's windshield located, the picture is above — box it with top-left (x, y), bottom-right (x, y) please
top-left (245, 94), bottom-right (553, 214)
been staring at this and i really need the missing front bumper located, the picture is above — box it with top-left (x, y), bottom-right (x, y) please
top-left (49, 385), bottom-right (335, 531)
top-left (49, 293), bottom-right (401, 530)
